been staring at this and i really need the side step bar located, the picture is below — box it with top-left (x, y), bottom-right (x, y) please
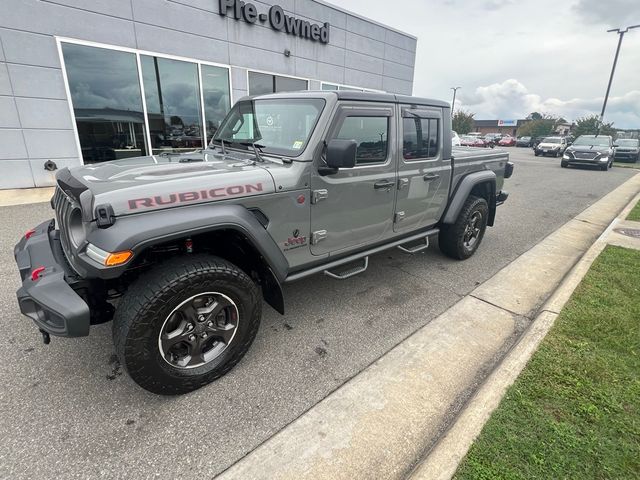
top-left (397, 236), bottom-right (429, 254)
top-left (285, 227), bottom-right (439, 283)
top-left (324, 257), bottom-right (369, 280)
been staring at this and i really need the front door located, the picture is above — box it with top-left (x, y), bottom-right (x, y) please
top-left (394, 107), bottom-right (451, 233)
top-left (310, 104), bottom-right (396, 256)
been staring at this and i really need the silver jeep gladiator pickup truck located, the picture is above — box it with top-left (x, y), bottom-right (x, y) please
top-left (14, 91), bottom-right (513, 394)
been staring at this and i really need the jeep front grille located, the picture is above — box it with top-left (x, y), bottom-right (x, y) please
top-left (52, 186), bottom-right (76, 259)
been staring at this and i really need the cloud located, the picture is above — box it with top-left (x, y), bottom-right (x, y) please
top-left (482, 0), bottom-right (514, 11)
top-left (571, 0), bottom-right (640, 27)
top-left (457, 79), bottom-right (640, 128)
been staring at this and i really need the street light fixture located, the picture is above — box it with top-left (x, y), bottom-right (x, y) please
top-left (450, 87), bottom-right (461, 118)
top-left (600, 24), bottom-right (640, 122)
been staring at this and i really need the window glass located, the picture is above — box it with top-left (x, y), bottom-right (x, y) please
top-left (403, 117), bottom-right (440, 160)
top-left (61, 43), bottom-right (147, 163)
top-left (202, 65), bottom-right (231, 142)
top-left (249, 72), bottom-right (308, 95)
top-left (322, 83), bottom-right (338, 91)
top-left (275, 75), bottom-right (307, 93)
top-left (248, 72), bottom-right (274, 96)
top-left (428, 119), bottom-right (439, 154)
top-left (141, 56), bottom-right (203, 154)
top-left (336, 116), bottom-right (389, 164)
top-left (214, 99), bottom-right (325, 157)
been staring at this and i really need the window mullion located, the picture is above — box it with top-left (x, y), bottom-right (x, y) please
top-left (136, 52), bottom-right (154, 160)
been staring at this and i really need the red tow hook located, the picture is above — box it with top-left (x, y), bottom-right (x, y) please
top-left (31, 266), bottom-right (46, 281)
top-left (25, 228), bottom-right (36, 240)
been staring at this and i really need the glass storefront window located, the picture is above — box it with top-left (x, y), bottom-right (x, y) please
top-left (61, 43), bottom-right (147, 163)
top-left (202, 65), bottom-right (231, 141)
top-left (141, 56), bottom-right (204, 154)
top-left (249, 72), bottom-right (308, 96)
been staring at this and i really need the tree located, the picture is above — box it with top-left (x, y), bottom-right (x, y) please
top-left (573, 115), bottom-right (617, 139)
top-left (452, 110), bottom-right (475, 134)
top-left (528, 112), bottom-right (543, 120)
top-left (516, 118), bottom-right (556, 138)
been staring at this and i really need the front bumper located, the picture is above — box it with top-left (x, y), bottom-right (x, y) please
top-left (14, 220), bottom-right (90, 337)
top-left (614, 151), bottom-right (638, 162)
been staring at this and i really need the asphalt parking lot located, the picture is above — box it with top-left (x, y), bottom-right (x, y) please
top-left (0, 148), bottom-right (636, 479)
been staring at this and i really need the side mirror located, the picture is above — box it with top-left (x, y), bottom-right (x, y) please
top-left (319, 139), bottom-right (357, 176)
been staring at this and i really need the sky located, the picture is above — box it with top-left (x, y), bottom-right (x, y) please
top-left (338, 0), bottom-right (640, 128)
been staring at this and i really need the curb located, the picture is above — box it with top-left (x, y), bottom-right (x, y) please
top-left (215, 173), bottom-right (640, 480)
top-left (0, 187), bottom-right (55, 207)
top-left (408, 182), bottom-right (640, 480)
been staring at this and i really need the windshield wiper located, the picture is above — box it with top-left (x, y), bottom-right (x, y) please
top-left (239, 142), bottom-right (266, 162)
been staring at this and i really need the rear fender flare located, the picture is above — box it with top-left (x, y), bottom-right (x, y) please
top-left (442, 170), bottom-right (497, 225)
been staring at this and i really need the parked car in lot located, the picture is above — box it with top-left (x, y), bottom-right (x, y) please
top-left (484, 133), bottom-right (502, 148)
top-left (562, 135), bottom-right (615, 171)
top-left (613, 138), bottom-right (639, 163)
top-left (13, 91), bottom-right (513, 394)
top-left (534, 136), bottom-right (568, 157)
top-left (498, 135), bottom-right (516, 147)
top-left (516, 136), bottom-right (533, 147)
top-left (460, 135), bottom-right (488, 148)
top-left (452, 130), bottom-right (461, 147)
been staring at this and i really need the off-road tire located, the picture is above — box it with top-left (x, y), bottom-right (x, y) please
top-left (113, 255), bottom-right (261, 395)
top-left (534, 150), bottom-right (540, 156)
top-left (439, 195), bottom-right (489, 260)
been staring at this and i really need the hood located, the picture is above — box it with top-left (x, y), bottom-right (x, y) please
top-left (566, 145), bottom-right (612, 154)
top-left (61, 150), bottom-right (277, 217)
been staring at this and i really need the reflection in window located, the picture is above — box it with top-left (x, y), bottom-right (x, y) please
top-left (202, 65), bottom-right (231, 141)
top-left (336, 116), bottom-right (389, 164)
top-left (62, 43), bottom-right (147, 163)
top-left (403, 118), bottom-right (440, 160)
top-left (248, 72), bottom-right (308, 95)
top-left (141, 56), bottom-right (203, 154)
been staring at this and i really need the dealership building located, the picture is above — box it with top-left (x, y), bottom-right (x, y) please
top-left (0, 0), bottom-right (417, 189)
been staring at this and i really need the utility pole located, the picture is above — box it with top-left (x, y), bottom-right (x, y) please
top-left (600, 25), bottom-right (639, 122)
top-left (450, 87), bottom-right (461, 118)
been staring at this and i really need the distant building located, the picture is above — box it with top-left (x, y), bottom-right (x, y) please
top-left (473, 119), bottom-right (530, 136)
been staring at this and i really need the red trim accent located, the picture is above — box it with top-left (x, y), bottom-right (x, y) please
top-left (31, 266), bottom-right (46, 281)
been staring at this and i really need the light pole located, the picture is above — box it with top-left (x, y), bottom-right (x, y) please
top-left (450, 87), bottom-right (461, 118)
top-left (600, 25), bottom-right (639, 122)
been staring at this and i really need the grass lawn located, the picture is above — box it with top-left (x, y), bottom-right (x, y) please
top-left (628, 200), bottom-right (640, 222)
top-left (614, 162), bottom-right (640, 170)
top-left (454, 245), bottom-right (640, 480)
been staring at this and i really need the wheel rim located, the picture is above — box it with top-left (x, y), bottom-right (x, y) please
top-left (158, 292), bottom-right (239, 369)
top-left (463, 211), bottom-right (483, 249)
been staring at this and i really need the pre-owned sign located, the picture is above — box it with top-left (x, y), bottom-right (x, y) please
top-left (219, 0), bottom-right (330, 44)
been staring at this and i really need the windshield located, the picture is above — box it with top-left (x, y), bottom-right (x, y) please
top-left (213, 98), bottom-right (325, 157)
top-left (573, 136), bottom-right (611, 147)
top-left (520, 137), bottom-right (531, 140)
top-left (618, 139), bottom-right (639, 147)
top-left (542, 137), bottom-right (561, 144)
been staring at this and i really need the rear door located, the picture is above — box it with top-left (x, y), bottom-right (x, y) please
top-left (310, 103), bottom-right (396, 255)
top-left (393, 107), bottom-right (451, 233)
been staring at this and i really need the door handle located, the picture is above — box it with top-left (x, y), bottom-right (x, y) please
top-left (374, 180), bottom-right (395, 191)
top-left (423, 174), bottom-right (440, 182)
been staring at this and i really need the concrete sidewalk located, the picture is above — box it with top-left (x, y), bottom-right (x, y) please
top-left (216, 172), bottom-right (640, 480)
top-left (0, 187), bottom-right (54, 207)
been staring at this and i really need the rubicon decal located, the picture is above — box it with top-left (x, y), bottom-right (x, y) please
top-left (128, 183), bottom-right (264, 210)
top-left (219, 0), bottom-right (330, 44)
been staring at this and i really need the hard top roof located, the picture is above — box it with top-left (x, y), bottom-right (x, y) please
top-left (246, 90), bottom-right (450, 109)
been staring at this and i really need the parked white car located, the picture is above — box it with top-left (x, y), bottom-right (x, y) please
top-left (452, 130), bottom-right (461, 147)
